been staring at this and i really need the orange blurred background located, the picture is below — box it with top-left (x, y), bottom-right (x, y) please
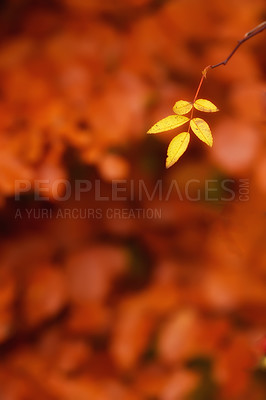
top-left (0, 0), bottom-right (265, 399)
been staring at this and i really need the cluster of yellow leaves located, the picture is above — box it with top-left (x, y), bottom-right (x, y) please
top-left (148, 99), bottom-right (219, 168)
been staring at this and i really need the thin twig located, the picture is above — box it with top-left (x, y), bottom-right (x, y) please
top-left (198, 21), bottom-right (266, 98)
top-left (210, 21), bottom-right (266, 69)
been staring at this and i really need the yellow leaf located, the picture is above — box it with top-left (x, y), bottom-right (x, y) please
top-left (193, 99), bottom-right (219, 113)
top-left (147, 115), bottom-right (189, 134)
top-left (173, 100), bottom-right (192, 115)
top-left (190, 118), bottom-right (213, 146)
top-left (166, 132), bottom-right (190, 168)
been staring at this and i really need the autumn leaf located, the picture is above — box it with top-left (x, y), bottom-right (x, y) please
top-left (194, 99), bottom-right (219, 113)
top-left (166, 132), bottom-right (190, 168)
top-left (147, 115), bottom-right (189, 134)
top-left (190, 118), bottom-right (213, 146)
top-left (173, 100), bottom-right (192, 115)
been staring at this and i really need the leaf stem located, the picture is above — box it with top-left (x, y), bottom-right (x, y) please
top-left (188, 73), bottom-right (205, 132)
top-left (193, 74), bottom-right (205, 103)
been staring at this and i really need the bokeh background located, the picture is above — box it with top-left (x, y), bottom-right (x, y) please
top-left (0, 0), bottom-right (266, 399)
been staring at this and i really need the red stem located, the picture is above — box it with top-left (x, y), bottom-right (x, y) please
top-left (193, 74), bottom-right (205, 103)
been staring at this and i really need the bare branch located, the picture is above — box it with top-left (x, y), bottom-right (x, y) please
top-left (210, 21), bottom-right (266, 70)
